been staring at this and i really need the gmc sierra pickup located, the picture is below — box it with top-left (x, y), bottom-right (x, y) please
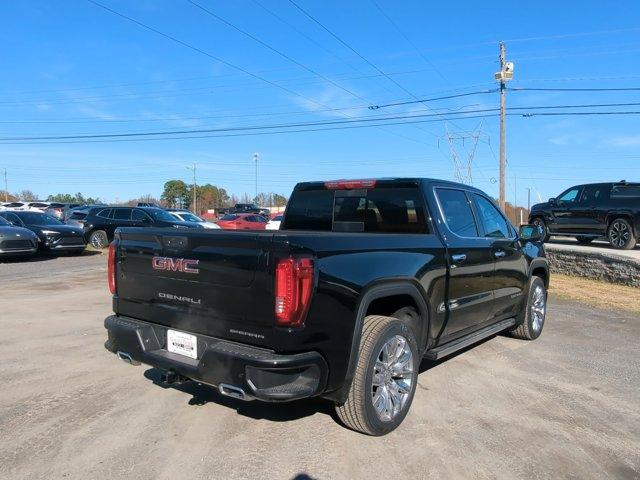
top-left (104, 178), bottom-right (549, 435)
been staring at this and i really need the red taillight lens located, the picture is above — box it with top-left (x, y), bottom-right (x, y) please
top-left (324, 179), bottom-right (377, 190)
top-left (275, 257), bottom-right (314, 328)
top-left (107, 242), bottom-right (117, 294)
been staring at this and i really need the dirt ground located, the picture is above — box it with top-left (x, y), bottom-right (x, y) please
top-left (550, 273), bottom-right (640, 314)
top-left (0, 255), bottom-right (638, 480)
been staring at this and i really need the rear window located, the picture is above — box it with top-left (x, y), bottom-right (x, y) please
top-left (611, 185), bottom-right (640, 197)
top-left (283, 187), bottom-right (428, 233)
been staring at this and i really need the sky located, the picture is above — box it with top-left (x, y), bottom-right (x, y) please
top-left (1, 0), bottom-right (639, 205)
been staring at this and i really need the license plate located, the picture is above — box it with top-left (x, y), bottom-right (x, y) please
top-left (166, 329), bottom-right (197, 359)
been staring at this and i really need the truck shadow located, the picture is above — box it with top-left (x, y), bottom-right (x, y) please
top-left (143, 367), bottom-right (337, 423)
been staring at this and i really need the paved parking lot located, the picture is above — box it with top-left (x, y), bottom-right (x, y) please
top-left (0, 255), bottom-right (638, 480)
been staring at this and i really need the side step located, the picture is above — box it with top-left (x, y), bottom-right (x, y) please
top-left (424, 318), bottom-right (516, 360)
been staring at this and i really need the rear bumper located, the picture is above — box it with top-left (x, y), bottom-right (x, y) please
top-left (104, 315), bottom-right (328, 402)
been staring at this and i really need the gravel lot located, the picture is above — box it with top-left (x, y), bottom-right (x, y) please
top-left (0, 255), bottom-right (638, 480)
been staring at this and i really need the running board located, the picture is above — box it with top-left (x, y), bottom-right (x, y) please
top-left (424, 318), bottom-right (516, 360)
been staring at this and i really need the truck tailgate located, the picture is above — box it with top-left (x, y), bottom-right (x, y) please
top-left (114, 228), bottom-right (278, 346)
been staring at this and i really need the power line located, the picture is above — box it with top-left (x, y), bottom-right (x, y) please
top-left (509, 86), bottom-right (640, 92)
top-left (369, 89), bottom-right (498, 110)
top-left (369, 0), bottom-right (447, 82)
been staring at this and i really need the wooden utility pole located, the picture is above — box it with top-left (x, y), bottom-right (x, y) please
top-left (495, 42), bottom-right (513, 212)
top-left (3, 168), bottom-right (7, 202)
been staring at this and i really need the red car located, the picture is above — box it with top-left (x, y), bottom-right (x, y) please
top-left (216, 213), bottom-right (267, 230)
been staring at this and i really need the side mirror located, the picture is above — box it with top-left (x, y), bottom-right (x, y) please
top-left (548, 197), bottom-right (556, 205)
top-left (519, 224), bottom-right (542, 242)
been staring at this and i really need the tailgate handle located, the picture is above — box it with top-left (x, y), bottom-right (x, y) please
top-left (162, 236), bottom-right (188, 249)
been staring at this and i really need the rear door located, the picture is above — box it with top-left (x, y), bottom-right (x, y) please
top-left (571, 184), bottom-right (611, 234)
top-left (434, 187), bottom-right (496, 340)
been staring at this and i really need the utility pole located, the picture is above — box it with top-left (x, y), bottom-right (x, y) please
top-left (187, 163), bottom-right (197, 213)
top-left (3, 168), bottom-right (7, 202)
top-left (527, 187), bottom-right (531, 212)
top-left (253, 152), bottom-right (259, 202)
top-left (495, 42), bottom-right (514, 212)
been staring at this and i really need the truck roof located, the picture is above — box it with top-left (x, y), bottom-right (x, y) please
top-left (294, 177), bottom-right (487, 193)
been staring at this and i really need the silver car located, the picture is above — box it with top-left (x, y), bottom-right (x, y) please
top-left (0, 216), bottom-right (38, 257)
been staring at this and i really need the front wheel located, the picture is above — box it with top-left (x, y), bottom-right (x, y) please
top-left (335, 315), bottom-right (419, 436)
top-left (89, 230), bottom-right (109, 249)
top-left (508, 276), bottom-right (547, 341)
top-left (607, 218), bottom-right (637, 250)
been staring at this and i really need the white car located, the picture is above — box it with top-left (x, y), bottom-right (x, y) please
top-left (25, 202), bottom-right (51, 212)
top-left (0, 201), bottom-right (27, 211)
top-left (265, 214), bottom-right (283, 230)
top-left (168, 210), bottom-right (220, 229)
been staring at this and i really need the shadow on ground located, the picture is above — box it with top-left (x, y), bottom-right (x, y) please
top-left (0, 249), bottom-right (101, 264)
top-left (143, 367), bottom-right (337, 424)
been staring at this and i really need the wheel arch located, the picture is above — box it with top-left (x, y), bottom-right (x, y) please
top-left (328, 279), bottom-right (430, 405)
top-left (606, 212), bottom-right (636, 235)
top-left (528, 258), bottom-right (549, 289)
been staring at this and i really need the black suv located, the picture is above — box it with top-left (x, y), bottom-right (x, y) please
top-left (529, 181), bottom-right (640, 249)
top-left (84, 206), bottom-right (203, 249)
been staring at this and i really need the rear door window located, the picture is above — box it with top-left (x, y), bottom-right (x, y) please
top-left (435, 188), bottom-right (478, 237)
top-left (611, 185), bottom-right (640, 197)
top-left (96, 208), bottom-right (112, 219)
top-left (579, 185), bottom-right (610, 204)
top-left (112, 208), bottom-right (132, 221)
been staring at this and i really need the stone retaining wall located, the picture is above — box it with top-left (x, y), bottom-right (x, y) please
top-left (546, 250), bottom-right (640, 287)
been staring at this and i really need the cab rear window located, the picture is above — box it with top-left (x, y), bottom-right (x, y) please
top-left (283, 187), bottom-right (428, 233)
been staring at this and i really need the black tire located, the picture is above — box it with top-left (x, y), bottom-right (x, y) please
top-left (531, 217), bottom-right (550, 242)
top-left (607, 218), bottom-right (637, 250)
top-left (508, 276), bottom-right (547, 341)
top-left (89, 230), bottom-right (109, 249)
top-left (575, 236), bottom-right (594, 245)
top-left (335, 315), bottom-right (419, 436)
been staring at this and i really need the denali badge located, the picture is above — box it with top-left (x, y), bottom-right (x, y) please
top-left (159, 292), bottom-right (201, 305)
top-left (152, 256), bottom-right (199, 274)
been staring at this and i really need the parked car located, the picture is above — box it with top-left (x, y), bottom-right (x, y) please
top-left (0, 215), bottom-right (38, 257)
top-left (84, 206), bottom-right (204, 249)
top-left (529, 180), bottom-right (640, 250)
top-left (0, 210), bottom-right (86, 254)
top-left (0, 201), bottom-right (27, 211)
top-left (24, 201), bottom-right (51, 212)
top-left (265, 213), bottom-right (283, 230)
top-left (64, 204), bottom-right (106, 227)
top-left (45, 202), bottom-right (82, 220)
top-left (230, 203), bottom-right (262, 214)
top-left (166, 209), bottom-right (220, 229)
top-left (104, 177), bottom-right (548, 435)
top-left (137, 202), bottom-right (159, 208)
top-left (215, 213), bottom-right (267, 230)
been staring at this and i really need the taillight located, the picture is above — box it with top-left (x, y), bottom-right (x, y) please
top-left (324, 179), bottom-right (377, 189)
top-left (275, 257), bottom-right (314, 328)
top-left (107, 242), bottom-right (117, 294)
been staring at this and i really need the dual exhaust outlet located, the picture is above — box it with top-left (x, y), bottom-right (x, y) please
top-left (116, 350), bottom-right (252, 401)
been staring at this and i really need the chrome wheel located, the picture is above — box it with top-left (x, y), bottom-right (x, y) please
top-left (531, 285), bottom-right (546, 333)
top-left (371, 335), bottom-right (414, 422)
top-left (90, 231), bottom-right (107, 249)
top-left (609, 220), bottom-right (630, 248)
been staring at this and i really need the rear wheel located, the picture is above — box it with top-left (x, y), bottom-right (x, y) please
top-left (508, 276), bottom-right (547, 341)
top-left (531, 217), bottom-right (550, 242)
top-left (607, 218), bottom-right (636, 250)
top-left (335, 315), bottom-right (419, 436)
top-left (576, 236), bottom-right (594, 245)
top-left (89, 230), bottom-right (108, 249)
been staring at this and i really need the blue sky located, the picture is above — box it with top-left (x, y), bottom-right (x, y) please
top-left (1, 0), bottom-right (639, 205)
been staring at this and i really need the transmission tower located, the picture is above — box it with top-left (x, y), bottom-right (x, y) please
top-left (443, 122), bottom-right (487, 185)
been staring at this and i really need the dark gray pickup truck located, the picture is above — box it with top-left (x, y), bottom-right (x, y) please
top-left (104, 178), bottom-right (549, 435)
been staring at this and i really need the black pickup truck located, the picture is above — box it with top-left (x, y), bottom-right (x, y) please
top-left (104, 178), bottom-right (549, 435)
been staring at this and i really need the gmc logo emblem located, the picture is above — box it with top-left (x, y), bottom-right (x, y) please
top-left (152, 256), bottom-right (200, 274)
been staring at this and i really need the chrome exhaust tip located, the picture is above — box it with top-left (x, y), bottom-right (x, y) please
top-left (116, 351), bottom-right (140, 366)
top-left (219, 383), bottom-right (253, 401)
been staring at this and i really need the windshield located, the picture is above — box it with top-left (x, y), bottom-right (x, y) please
top-left (18, 212), bottom-right (63, 226)
top-left (147, 209), bottom-right (179, 222)
top-left (0, 216), bottom-right (9, 226)
top-left (220, 214), bottom-right (238, 221)
top-left (178, 212), bottom-right (202, 222)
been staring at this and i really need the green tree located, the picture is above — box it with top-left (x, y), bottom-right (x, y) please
top-left (272, 193), bottom-right (287, 207)
top-left (161, 180), bottom-right (190, 208)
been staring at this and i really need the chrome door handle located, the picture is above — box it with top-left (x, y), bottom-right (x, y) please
top-left (451, 253), bottom-right (467, 263)
top-left (494, 250), bottom-right (506, 258)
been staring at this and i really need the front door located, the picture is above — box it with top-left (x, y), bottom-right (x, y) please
top-left (570, 184), bottom-right (611, 235)
top-left (434, 187), bottom-right (496, 341)
top-left (550, 186), bottom-right (583, 233)
top-left (470, 193), bottom-right (528, 321)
